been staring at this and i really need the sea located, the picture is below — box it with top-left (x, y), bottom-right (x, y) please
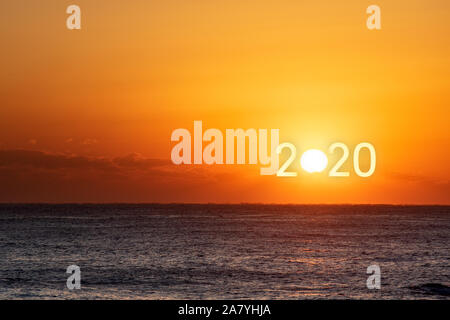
top-left (0, 204), bottom-right (448, 299)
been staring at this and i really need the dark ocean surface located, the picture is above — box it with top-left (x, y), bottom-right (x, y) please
top-left (0, 204), bottom-right (448, 299)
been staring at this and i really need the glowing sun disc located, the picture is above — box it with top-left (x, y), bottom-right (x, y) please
top-left (300, 149), bottom-right (328, 173)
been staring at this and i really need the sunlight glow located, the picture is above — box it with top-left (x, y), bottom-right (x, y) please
top-left (300, 149), bottom-right (328, 173)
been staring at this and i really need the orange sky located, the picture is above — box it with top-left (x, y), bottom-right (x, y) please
top-left (0, 0), bottom-right (449, 203)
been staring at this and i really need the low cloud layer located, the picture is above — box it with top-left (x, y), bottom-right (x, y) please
top-left (0, 150), bottom-right (169, 171)
top-left (0, 149), bottom-right (448, 204)
top-left (0, 149), bottom-right (260, 203)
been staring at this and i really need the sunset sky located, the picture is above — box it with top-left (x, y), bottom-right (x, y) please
top-left (0, 0), bottom-right (449, 203)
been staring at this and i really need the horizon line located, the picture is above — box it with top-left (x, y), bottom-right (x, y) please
top-left (0, 202), bottom-right (449, 206)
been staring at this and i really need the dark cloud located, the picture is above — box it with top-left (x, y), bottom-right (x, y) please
top-left (112, 153), bottom-right (169, 169)
top-left (0, 149), bottom-right (250, 202)
top-left (0, 149), bottom-right (170, 171)
top-left (0, 149), bottom-right (110, 170)
top-left (386, 171), bottom-right (449, 186)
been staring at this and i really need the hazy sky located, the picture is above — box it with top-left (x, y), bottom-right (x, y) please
top-left (0, 0), bottom-right (449, 203)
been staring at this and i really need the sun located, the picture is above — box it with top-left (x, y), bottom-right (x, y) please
top-left (300, 149), bottom-right (328, 173)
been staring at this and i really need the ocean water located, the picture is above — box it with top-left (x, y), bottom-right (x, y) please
top-left (0, 204), bottom-right (448, 300)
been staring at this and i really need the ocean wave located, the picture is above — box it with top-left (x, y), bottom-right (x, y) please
top-left (409, 283), bottom-right (450, 296)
